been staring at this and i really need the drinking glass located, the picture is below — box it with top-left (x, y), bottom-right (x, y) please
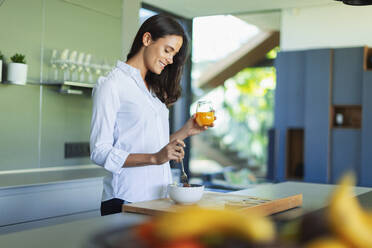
top-left (75, 52), bottom-right (85, 82)
top-left (59, 49), bottom-right (70, 81)
top-left (50, 49), bottom-right (59, 82)
top-left (83, 54), bottom-right (93, 83)
top-left (68, 50), bottom-right (78, 81)
top-left (195, 100), bottom-right (214, 127)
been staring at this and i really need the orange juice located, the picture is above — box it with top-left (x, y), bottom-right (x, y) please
top-left (196, 111), bottom-right (214, 126)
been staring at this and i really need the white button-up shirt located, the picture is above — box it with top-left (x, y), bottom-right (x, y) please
top-left (90, 61), bottom-right (172, 202)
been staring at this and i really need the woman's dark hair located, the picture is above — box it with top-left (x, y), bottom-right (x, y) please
top-left (126, 14), bottom-right (189, 105)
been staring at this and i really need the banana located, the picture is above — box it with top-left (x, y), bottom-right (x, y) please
top-left (305, 237), bottom-right (348, 248)
top-left (153, 206), bottom-right (275, 243)
top-left (328, 173), bottom-right (372, 248)
top-left (364, 211), bottom-right (372, 227)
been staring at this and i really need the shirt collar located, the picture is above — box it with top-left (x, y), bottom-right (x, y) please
top-left (116, 60), bottom-right (162, 110)
top-left (116, 61), bottom-right (149, 93)
top-left (116, 60), bottom-right (160, 97)
top-left (116, 60), bottom-right (140, 78)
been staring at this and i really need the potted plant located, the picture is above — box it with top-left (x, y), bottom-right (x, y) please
top-left (0, 51), bottom-right (4, 83)
top-left (7, 53), bottom-right (28, 85)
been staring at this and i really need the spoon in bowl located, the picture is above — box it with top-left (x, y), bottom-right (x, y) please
top-left (180, 159), bottom-right (188, 185)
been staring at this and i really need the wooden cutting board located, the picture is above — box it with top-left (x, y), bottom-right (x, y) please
top-left (122, 192), bottom-right (303, 216)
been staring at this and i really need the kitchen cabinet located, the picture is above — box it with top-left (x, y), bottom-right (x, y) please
top-left (303, 49), bottom-right (332, 183)
top-left (332, 47), bottom-right (363, 105)
top-left (275, 51), bottom-right (305, 128)
top-left (331, 129), bottom-right (361, 184)
top-left (286, 52), bottom-right (306, 127)
top-left (274, 51), bottom-right (305, 181)
top-left (331, 105), bottom-right (362, 129)
top-left (360, 71), bottom-right (372, 186)
top-left (363, 47), bottom-right (372, 71)
top-left (274, 52), bottom-right (288, 181)
top-left (274, 47), bottom-right (368, 184)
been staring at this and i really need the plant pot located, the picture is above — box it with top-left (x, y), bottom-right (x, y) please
top-left (7, 62), bottom-right (28, 85)
top-left (0, 60), bottom-right (2, 83)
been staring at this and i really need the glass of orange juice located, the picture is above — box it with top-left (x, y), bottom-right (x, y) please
top-left (195, 101), bottom-right (214, 127)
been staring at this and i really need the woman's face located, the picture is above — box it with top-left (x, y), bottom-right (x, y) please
top-left (143, 34), bottom-right (183, 75)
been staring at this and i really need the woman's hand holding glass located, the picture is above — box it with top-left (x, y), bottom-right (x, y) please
top-left (183, 101), bottom-right (216, 137)
top-left (195, 101), bottom-right (215, 127)
top-left (154, 139), bottom-right (185, 164)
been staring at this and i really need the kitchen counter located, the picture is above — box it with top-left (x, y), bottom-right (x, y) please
top-left (232, 181), bottom-right (371, 211)
top-left (0, 212), bottom-right (148, 248)
top-left (0, 182), bottom-right (371, 248)
top-left (231, 181), bottom-right (372, 221)
top-left (0, 164), bottom-right (108, 189)
top-left (0, 165), bottom-right (108, 226)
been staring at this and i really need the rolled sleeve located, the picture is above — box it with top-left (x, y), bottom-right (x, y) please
top-left (90, 77), bottom-right (130, 175)
top-left (104, 147), bottom-right (129, 174)
top-left (90, 145), bottom-right (129, 174)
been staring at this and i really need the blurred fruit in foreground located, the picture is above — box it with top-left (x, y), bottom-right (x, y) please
top-left (305, 237), bottom-right (348, 248)
top-left (328, 173), bottom-right (372, 248)
top-left (136, 206), bottom-right (275, 247)
top-left (134, 173), bottom-right (372, 248)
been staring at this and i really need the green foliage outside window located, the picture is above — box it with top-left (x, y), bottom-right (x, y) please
top-left (193, 48), bottom-right (278, 173)
top-left (222, 66), bottom-right (276, 167)
top-left (208, 47), bottom-right (278, 170)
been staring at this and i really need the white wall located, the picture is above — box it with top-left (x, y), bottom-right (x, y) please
top-left (281, 4), bottom-right (372, 51)
top-left (122, 0), bottom-right (141, 58)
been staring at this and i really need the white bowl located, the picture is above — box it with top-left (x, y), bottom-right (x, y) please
top-left (167, 183), bottom-right (204, 204)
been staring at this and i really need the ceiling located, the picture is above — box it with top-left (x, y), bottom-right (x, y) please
top-left (237, 12), bottom-right (281, 31)
top-left (142, 0), bottom-right (338, 18)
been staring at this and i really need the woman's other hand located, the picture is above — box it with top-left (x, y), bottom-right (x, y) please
top-left (154, 139), bottom-right (185, 164)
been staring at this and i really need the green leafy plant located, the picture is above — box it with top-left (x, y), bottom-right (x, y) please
top-left (10, 53), bottom-right (26, 64)
top-left (0, 51), bottom-right (4, 61)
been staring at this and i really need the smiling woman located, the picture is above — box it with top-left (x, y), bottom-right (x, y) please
top-left (126, 15), bottom-right (188, 105)
top-left (90, 14), bottom-right (213, 216)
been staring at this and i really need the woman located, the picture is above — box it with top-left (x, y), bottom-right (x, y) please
top-left (90, 14), bottom-right (213, 216)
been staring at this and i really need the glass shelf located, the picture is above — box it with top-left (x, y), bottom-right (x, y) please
top-left (40, 81), bottom-right (96, 95)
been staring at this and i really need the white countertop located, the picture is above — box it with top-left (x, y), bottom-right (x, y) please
top-left (0, 165), bottom-right (108, 189)
top-left (231, 181), bottom-right (371, 211)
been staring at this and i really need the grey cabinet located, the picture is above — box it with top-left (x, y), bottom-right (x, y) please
top-left (274, 51), bottom-right (305, 181)
top-left (274, 52), bottom-right (288, 181)
top-left (287, 52), bottom-right (306, 127)
top-left (331, 129), bottom-right (361, 184)
top-left (274, 47), bottom-right (368, 184)
top-left (275, 51), bottom-right (306, 128)
top-left (303, 49), bottom-right (332, 183)
top-left (333, 47), bottom-right (363, 105)
top-left (361, 71), bottom-right (372, 187)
